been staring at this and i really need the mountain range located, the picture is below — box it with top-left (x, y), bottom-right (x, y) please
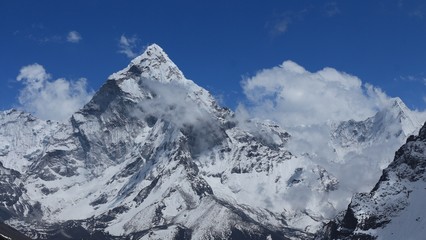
top-left (0, 44), bottom-right (425, 239)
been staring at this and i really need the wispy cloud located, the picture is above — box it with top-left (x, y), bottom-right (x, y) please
top-left (14, 24), bottom-right (83, 44)
top-left (118, 35), bottom-right (140, 58)
top-left (397, 1), bottom-right (426, 19)
top-left (271, 18), bottom-right (291, 35)
top-left (66, 31), bottom-right (82, 43)
top-left (397, 74), bottom-right (426, 84)
top-left (266, 9), bottom-right (310, 37)
top-left (25, 23), bottom-right (55, 42)
top-left (266, 3), bottom-right (342, 37)
top-left (409, 9), bottom-right (424, 19)
top-left (323, 1), bottom-right (341, 17)
top-left (27, 34), bottom-right (62, 43)
top-left (266, 13), bottom-right (291, 36)
top-left (16, 64), bottom-right (93, 121)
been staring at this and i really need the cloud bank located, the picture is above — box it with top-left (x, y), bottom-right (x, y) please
top-left (238, 60), bottom-right (426, 220)
top-left (241, 60), bottom-right (390, 127)
top-left (16, 64), bottom-right (93, 121)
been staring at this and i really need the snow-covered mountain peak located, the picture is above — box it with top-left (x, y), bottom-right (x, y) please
top-left (391, 96), bottom-right (405, 108)
top-left (387, 97), bottom-right (421, 135)
top-left (109, 43), bottom-right (185, 84)
top-left (332, 97), bottom-right (421, 147)
top-left (95, 44), bottom-right (222, 120)
top-left (389, 97), bottom-right (410, 118)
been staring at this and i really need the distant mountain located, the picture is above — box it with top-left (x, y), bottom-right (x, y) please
top-left (317, 122), bottom-right (426, 239)
top-left (0, 44), bottom-right (424, 240)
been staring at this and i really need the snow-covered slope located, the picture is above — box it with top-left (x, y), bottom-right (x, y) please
top-left (318, 122), bottom-right (426, 240)
top-left (0, 44), bottom-right (424, 240)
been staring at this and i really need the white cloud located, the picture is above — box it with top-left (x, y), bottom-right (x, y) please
top-left (16, 64), bottom-right (93, 121)
top-left (66, 31), bottom-right (82, 43)
top-left (272, 18), bottom-right (290, 35)
top-left (118, 35), bottom-right (139, 58)
top-left (16, 63), bottom-right (50, 89)
top-left (241, 60), bottom-right (391, 127)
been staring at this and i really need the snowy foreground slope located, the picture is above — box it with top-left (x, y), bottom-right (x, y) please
top-left (317, 122), bottom-right (426, 240)
top-left (0, 44), bottom-right (424, 239)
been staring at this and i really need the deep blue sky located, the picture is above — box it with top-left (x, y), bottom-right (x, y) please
top-left (1, 0), bottom-right (426, 111)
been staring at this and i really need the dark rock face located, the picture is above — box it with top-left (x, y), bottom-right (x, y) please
top-left (0, 222), bottom-right (32, 240)
top-left (0, 162), bottom-right (40, 222)
top-left (133, 176), bottom-right (159, 204)
top-left (30, 150), bottom-right (80, 181)
top-left (0, 162), bottom-right (23, 208)
top-left (318, 122), bottom-right (426, 239)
